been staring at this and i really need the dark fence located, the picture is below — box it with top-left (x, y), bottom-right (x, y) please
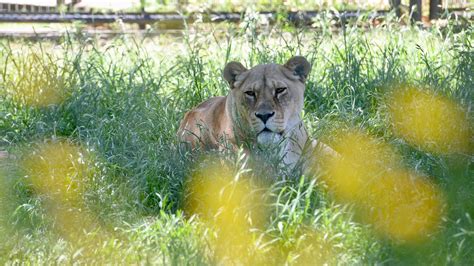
top-left (0, 0), bottom-right (82, 12)
top-left (0, 10), bottom-right (390, 24)
top-left (0, 0), bottom-right (471, 24)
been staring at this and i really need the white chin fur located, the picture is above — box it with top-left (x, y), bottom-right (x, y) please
top-left (257, 131), bottom-right (282, 145)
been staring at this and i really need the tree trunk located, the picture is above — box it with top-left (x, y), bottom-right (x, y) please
top-left (429, 0), bottom-right (442, 20)
top-left (390, 0), bottom-right (402, 17)
top-left (410, 0), bottom-right (422, 22)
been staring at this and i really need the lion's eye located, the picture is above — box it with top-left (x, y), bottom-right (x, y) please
top-left (244, 91), bottom-right (256, 97)
top-left (276, 87), bottom-right (287, 95)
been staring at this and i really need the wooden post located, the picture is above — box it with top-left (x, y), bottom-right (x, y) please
top-left (390, 0), bottom-right (402, 18)
top-left (67, 0), bottom-right (80, 12)
top-left (429, 0), bottom-right (442, 20)
top-left (410, 0), bottom-right (422, 22)
top-left (139, 0), bottom-right (147, 30)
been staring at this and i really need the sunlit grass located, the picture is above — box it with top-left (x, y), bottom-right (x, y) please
top-left (289, 228), bottom-right (336, 265)
top-left (2, 50), bottom-right (74, 107)
top-left (0, 167), bottom-right (12, 244)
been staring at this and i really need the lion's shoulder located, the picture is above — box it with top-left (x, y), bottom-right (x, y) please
top-left (178, 96), bottom-right (230, 147)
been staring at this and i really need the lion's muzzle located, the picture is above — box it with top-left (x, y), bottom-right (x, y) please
top-left (257, 128), bottom-right (283, 145)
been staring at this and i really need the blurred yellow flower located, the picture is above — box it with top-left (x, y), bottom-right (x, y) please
top-left (387, 86), bottom-right (471, 154)
top-left (22, 141), bottom-right (105, 244)
top-left (320, 131), bottom-right (401, 203)
top-left (24, 141), bottom-right (88, 204)
top-left (365, 169), bottom-right (442, 242)
top-left (185, 158), bottom-right (267, 263)
top-left (319, 130), bottom-right (444, 242)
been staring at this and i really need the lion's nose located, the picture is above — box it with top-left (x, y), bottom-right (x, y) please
top-left (255, 111), bottom-right (275, 124)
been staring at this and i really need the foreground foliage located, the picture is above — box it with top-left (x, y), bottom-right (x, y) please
top-left (0, 16), bottom-right (472, 264)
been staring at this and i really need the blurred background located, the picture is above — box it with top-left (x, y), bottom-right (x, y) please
top-left (0, 0), bottom-right (472, 38)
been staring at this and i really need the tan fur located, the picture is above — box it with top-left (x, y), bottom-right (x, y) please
top-left (178, 56), bottom-right (331, 167)
top-left (178, 96), bottom-right (234, 148)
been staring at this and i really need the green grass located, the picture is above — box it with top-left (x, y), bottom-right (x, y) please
top-left (0, 15), bottom-right (473, 264)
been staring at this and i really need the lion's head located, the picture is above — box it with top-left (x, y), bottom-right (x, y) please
top-left (223, 56), bottom-right (311, 145)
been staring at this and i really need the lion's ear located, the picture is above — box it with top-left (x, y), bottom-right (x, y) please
top-left (284, 56), bottom-right (311, 82)
top-left (223, 61), bottom-right (247, 88)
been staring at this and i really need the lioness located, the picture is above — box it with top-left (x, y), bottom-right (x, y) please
top-left (178, 56), bottom-right (328, 167)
